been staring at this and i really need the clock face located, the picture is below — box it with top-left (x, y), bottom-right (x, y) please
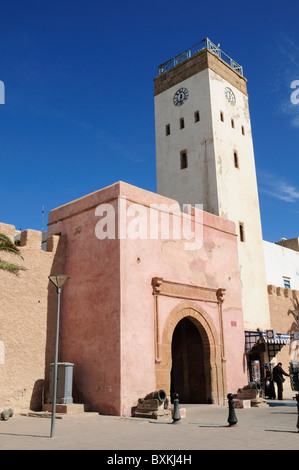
top-left (173, 88), bottom-right (189, 106)
top-left (224, 87), bottom-right (236, 105)
top-left (266, 329), bottom-right (275, 340)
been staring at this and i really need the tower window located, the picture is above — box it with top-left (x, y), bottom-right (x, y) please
top-left (234, 150), bottom-right (239, 169)
top-left (283, 277), bottom-right (291, 289)
top-left (194, 111), bottom-right (200, 122)
top-left (180, 150), bottom-right (188, 169)
top-left (241, 125), bottom-right (245, 136)
top-left (231, 119), bottom-right (235, 129)
top-left (180, 118), bottom-right (185, 129)
top-left (166, 124), bottom-right (170, 136)
top-left (239, 222), bottom-right (245, 242)
top-left (220, 111), bottom-right (224, 122)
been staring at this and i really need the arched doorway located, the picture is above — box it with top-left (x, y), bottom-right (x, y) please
top-left (171, 317), bottom-right (207, 403)
top-left (155, 301), bottom-right (226, 405)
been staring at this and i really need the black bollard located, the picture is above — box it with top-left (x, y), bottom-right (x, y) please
top-left (227, 393), bottom-right (238, 426)
top-left (296, 394), bottom-right (299, 432)
top-left (172, 393), bottom-right (181, 424)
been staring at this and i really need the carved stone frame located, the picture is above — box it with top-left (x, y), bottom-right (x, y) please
top-left (152, 277), bottom-right (227, 405)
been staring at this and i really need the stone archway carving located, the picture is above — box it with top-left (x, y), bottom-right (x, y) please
top-left (155, 300), bottom-right (226, 405)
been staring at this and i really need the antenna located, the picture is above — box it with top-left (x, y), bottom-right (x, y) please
top-left (42, 205), bottom-right (45, 232)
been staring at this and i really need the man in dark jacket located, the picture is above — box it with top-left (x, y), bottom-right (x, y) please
top-left (273, 362), bottom-right (289, 400)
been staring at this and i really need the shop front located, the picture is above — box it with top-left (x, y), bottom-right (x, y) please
top-left (245, 330), bottom-right (291, 395)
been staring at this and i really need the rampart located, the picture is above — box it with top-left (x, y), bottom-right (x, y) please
top-left (0, 222), bottom-right (65, 413)
top-left (267, 284), bottom-right (299, 399)
top-left (267, 284), bottom-right (299, 336)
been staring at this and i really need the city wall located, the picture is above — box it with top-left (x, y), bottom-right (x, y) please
top-left (0, 222), bottom-right (65, 412)
top-left (268, 284), bottom-right (299, 397)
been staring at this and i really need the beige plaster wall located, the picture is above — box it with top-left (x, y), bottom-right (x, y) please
top-left (0, 222), bottom-right (64, 413)
top-left (154, 67), bottom-right (219, 214)
top-left (208, 69), bottom-right (270, 331)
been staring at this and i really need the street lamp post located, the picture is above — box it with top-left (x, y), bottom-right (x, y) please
top-left (48, 274), bottom-right (70, 438)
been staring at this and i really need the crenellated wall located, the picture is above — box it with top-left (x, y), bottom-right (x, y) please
top-left (267, 284), bottom-right (299, 397)
top-left (0, 222), bottom-right (65, 413)
top-left (267, 284), bottom-right (299, 336)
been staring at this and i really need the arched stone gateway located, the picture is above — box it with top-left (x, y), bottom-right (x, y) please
top-left (155, 301), bottom-right (226, 405)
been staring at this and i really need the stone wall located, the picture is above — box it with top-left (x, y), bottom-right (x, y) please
top-left (268, 285), bottom-right (299, 336)
top-left (0, 222), bottom-right (65, 413)
top-left (268, 284), bottom-right (299, 397)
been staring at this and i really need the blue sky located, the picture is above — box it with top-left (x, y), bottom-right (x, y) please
top-left (0, 0), bottom-right (298, 242)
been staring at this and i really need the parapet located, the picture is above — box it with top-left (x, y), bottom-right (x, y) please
top-left (0, 222), bottom-right (60, 253)
top-left (20, 229), bottom-right (42, 248)
top-left (267, 284), bottom-right (299, 299)
top-left (0, 222), bottom-right (15, 240)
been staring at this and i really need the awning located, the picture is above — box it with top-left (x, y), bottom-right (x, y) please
top-left (262, 332), bottom-right (290, 345)
top-left (245, 330), bottom-right (291, 353)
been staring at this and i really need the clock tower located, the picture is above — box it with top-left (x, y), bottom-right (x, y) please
top-left (153, 39), bottom-right (270, 330)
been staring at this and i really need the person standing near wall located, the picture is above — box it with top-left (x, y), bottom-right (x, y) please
top-left (273, 362), bottom-right (289, 400)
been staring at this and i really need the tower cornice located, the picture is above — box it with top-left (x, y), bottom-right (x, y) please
top-left (154, 48), bottom-right (247, 97)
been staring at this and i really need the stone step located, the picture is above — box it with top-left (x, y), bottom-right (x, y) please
top-left (42, 403), bottom-right (90, 414)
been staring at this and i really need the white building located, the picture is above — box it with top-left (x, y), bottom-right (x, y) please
top-left (263, 238), bottom-right (299, 290)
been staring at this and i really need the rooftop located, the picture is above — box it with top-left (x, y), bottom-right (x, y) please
top-left (157, 38), bottom-right (243, 76)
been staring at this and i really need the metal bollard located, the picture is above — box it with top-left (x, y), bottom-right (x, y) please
top-left (172, 392), bottom-right (181, 424)
top-left (227, 393), bottom-right (238, 426)
top-left (296, 394), bottom-right (299, 432)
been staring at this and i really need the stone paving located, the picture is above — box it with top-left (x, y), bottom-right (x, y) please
top-left (0, 400), bottom-right (298, 452)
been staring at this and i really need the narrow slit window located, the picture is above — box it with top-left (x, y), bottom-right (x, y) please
top-left (194, 111), bottom-right (200, 122)
top-left (180, 151), bottom-right (188, 169)
top-left (180, 118), bottom-right (185, 129)
top-left (231, 118), bottom-right (235, 128)
top-left (166, 124), bottom-right (170, 136)
top-left (234, 150), bottom-right (239, 168)
top-left (241, 125), bottom-right (245, 136)
top-left (220, 111), bottom-right (224, 122)
top-left (239, 222), bottom-right (245, 242)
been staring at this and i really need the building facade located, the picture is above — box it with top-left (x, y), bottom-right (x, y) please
top-left (154, 40), bottom-right (270, 332)
top-left (264, 238), bottom-right (299, 290)
top-left (1, 40), bottom-right (298, 415)
top-left (46, 181), bottom-right (247, 415)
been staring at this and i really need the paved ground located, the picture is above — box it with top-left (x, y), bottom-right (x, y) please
top-left (1, 398), bottom-right (299, 453)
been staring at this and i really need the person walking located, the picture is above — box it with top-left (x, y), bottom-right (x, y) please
top-left (273, 362), bottom-right (289, 400)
